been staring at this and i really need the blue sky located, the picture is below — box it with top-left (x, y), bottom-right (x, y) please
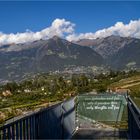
top-left (0, 1), bottom-right (140, 34)
top-left (0, 1), bottom-right (140, 45)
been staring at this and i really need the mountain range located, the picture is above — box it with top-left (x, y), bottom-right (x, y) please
top-left (76, 35), bottom-right (140, 69)
top-left (0, 35), bottom-right (140, 83)
top-left (0, 36), bottom-right (103, 83)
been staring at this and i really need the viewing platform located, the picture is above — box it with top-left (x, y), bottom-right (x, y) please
top-left (0, 93), bottom-right (140, 139)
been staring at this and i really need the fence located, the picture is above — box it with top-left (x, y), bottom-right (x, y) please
top-left (0, 98), bottom-right (75, 139)
top-left (127, 96), bottom-right (140, 139)
top-left (1, 94), bottom-right (140, 139)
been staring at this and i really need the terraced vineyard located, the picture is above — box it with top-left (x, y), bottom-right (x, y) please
top-left (109, 75), bottom-right (140, 107)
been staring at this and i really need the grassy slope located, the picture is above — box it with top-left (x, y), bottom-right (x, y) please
top-left (109, 75), bottom-right (140, 88)
top-left (109, 75), bottom-right (140, 107)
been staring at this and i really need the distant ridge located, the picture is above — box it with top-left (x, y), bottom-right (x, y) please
top-left (0, 36), bottom-right (103, 83)
top-left (1, 35), bottom-right (140, 83)
top-left (76, 35), bottom-right (140, 69)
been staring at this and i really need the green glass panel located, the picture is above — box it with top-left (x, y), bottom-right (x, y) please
top-left (77, 94), bottom-right (127, 122)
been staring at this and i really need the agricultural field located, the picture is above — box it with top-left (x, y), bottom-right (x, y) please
top-left (109, 74), bottom-right (140, 107)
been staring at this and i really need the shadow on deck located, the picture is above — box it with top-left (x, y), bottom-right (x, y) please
top-left (72, 129), bottom-right (128, 139)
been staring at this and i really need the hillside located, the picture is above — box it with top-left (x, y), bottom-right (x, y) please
top-left (109, 74), bottom-right (140, 93)
top-left (76, 35), bottom-right (140, 70)
top-left (1, 35), bottom-right (140, 84)
top-left (75, 35), bottom-right (136, 58)
top-left (0, 36), bottom-right (104, 83)
top-left (110, 40), bottom-right (140, 69)
top-left (109, 74), bottom-right (140, 107)
top-left (0, 70), bottom-right (140, 124)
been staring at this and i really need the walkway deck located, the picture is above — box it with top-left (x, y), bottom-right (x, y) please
top-left (72, 129), bottom-right (128, 139)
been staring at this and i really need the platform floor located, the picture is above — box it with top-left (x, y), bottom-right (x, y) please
top-left (71, 129), bottom-right (128, 139)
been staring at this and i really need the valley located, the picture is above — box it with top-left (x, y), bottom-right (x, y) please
top-left (0, 36), bottom-right (140, 126)
top-left (0, 35), bottom-right (140, 83)
top-left (0, 70), bottom-right (140, 125)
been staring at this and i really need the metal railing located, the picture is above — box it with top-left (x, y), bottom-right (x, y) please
top-left (0, 98), bottom-right (75, 139)
top-left (127, 96), bottom-right (140, 139)
top-left (1, 95), bottom-right (140, 139)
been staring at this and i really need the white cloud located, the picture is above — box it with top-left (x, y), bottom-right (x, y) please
top-left (66, 19), bottom-right (140, 41)
top-left (0, 18), bottom-right (75, 46)
top-left (0, 18), bottom-right (140, 45)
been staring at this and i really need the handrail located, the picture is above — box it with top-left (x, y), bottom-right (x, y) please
top-left (1, 97), bottom-right (75, 128)
top-left (127, 96), bottom-right (140, 115)
top-left (126, 95), bottom-right (140, 139)
top-left (0, 98), bottom-right (75, 139)
top-left (1, 94), bottom-right (140, 139)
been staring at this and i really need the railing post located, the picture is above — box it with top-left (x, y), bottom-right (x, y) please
top-left (61, 102), bottom-right (64, 139)
top-left (35, 113), bottom-right (39, 139)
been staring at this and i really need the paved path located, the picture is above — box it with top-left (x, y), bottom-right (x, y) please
top-left (72, 129), bottom-right (128, 139)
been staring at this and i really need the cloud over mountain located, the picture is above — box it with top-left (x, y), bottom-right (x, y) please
top-left (0, 18), bottom-right (75, 46)
top-left (66, 19), bottom-right (140, 41)
top-left (0, 18), bottom-right (140, 45)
